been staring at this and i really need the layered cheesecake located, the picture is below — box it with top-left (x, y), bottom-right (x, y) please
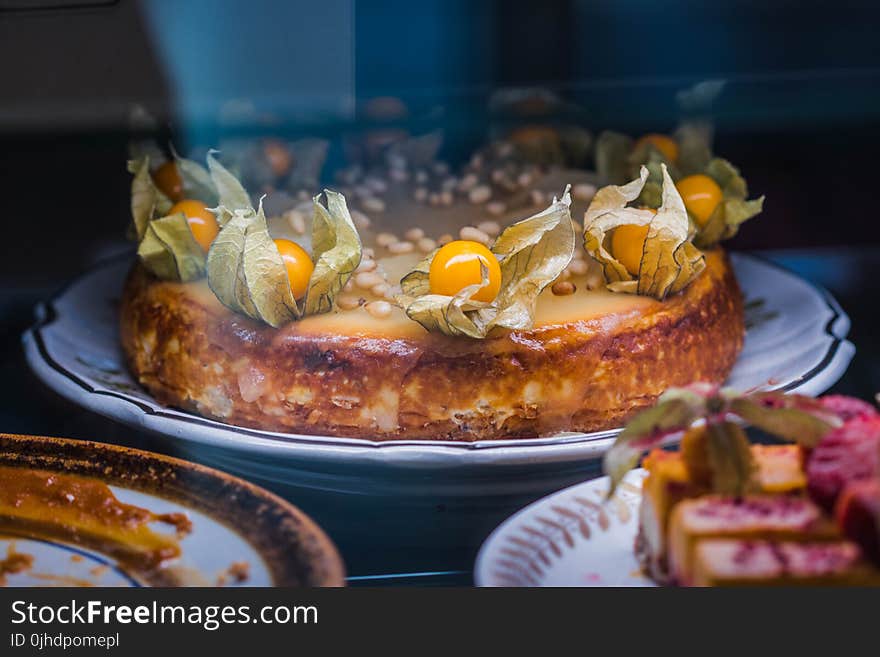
top-left (121, 128), bottom-right (758, 441)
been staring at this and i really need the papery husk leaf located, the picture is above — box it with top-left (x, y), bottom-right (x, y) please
top-left (399, 191), bottom-right (574, 338)
top-left (693, 157), bottom-right (764, 248)
top-left (128, 139), bottom-right (167, 168)
top-left (730, 395), bottom-right (839, 449)
top-left (402, 264), bottom-right (491, 339)
top-left (584, 165), bottom-right (705, 300)
top-left (705, 421), bottom-right (758, 496)
top-left (207, 151), bottom-right (253, 226)
top-left (604, 387), bottom-right (711, 498)
top-left (636, 161), bottom-right (666, 208)
top-left (629, 141), bottom-right (678, 181)
top-left (675, 122), bottom-right (713, 176)
top-left (637, 166), bottom-right (706, 298)
top-left (207, 207), bottom-right (258, 318)
top-left (127, 156), bottom-right (172, 241)
top-left (399, 252), bottom-right (433, 298)
top-left (304, 190), bottom-right (363, 315)
top-left (489, 188), bottom-right (576, 330)
top-left (706, 158), bottom-right (748, 198)
top-left (171, 146), bottom-right (218, 206)
top-left (584, 166), bottom-right (654, 285)
top-left (137, 213), bottom-right (205, 282)
top-left (595, 130), bottom-right (634, 185)
top-left (240, 202), bottom-right (301, 327)
top-left (558, 125), bottom-right (593, 167)
top-left (695, 197), bottom-right (764, 249)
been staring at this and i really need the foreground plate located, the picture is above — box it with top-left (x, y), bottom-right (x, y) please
top-left (22, 253), bottom-right (852, 493)
top-left (0, 433), bottom-right (344, 587)
top-left (475, 470), bottom-right (650, 587)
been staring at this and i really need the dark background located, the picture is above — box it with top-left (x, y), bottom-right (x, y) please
top-left (2, 0), bottom-right (880, 285)
top-left (1, 0), bottom-right (879, 583)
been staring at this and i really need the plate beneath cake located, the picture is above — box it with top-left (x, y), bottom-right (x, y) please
top-left (23, 252), bottom-right (853, 493)
top-left (0, 433), bottom-right (344, 587)
top-left (474, 469), bottom-right (651, 587)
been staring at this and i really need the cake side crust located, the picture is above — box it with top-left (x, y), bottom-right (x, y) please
top-left (120, 249), bottom-right (745, 441)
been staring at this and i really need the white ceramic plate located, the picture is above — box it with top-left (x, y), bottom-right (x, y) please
top-left (474, 469), bottom-right (651, 587)
top-left (0, 434), bottom-right (345, 587)
top-left (22, 253), bottom-right (853, 496)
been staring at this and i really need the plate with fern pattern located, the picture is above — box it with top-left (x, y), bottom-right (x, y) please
top-left (475, 469), bottom-right (652, 586)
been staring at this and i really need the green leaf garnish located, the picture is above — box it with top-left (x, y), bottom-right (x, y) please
top-left (583, 164), bottom-right (706, 300)
top-left (398, 188), bottom-right (575, 338)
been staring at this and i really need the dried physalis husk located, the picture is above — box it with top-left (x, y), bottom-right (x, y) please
top-left (602, 384), bottom-right (841, 498)
top-left (583, 164), bottom-right (705, 300)
top-left (674, 121), bottom-right (713, 176)
top-left (207, 199), bottom-right (300, 328)
top-left (206, 151), bottom-right (251, 227)
top-left (595, 131), bottom-right (636, 186)
top-left (398, 188), bottom-right (575, 338)
top-left (206, 158), bottom-right (362, 327)
top-left (129, 155), bottom-right (207, 282)
top-left (303, 190), bottom-right (363, 315)
top-left (170, 145), bottom-right (218, 207)
top-left (137, 213), bottom-right (207, 283)
top-left (693, 158), bottom-right (764, 249)
top-left (127, 155), bottom-right (172, 241)
top-left (595, 122), bottom-right (713, 205)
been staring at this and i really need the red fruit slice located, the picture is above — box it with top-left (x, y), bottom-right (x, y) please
top-left (806, 417), bottom-right (880, 512)
top-left (835, 479), bottom-right (880, 566)
top-left (819, 395), bottom-right (880, 422)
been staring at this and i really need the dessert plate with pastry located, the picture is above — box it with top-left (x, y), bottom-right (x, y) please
top-left (476, 387), bottom-right (880, 586)
top-left (0, 433), bottom-right (344, 587)
top-left (23, 134), bottom-right (853, 502)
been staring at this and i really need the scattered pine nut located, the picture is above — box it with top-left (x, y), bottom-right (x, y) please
top-left (337, 295), bottom-right (363, 310)
top-left (362, 197), bottom-right (386, 213)
top-left (365, 300), bottom-right (393, 319)
top-left (477, 220), bottom-right (501, 236)
top-left (459, 226), bottom-right (491, 244)
top-left (417, 237), bottom-right (437, 253)
top-left (376, 232), bottom-right (398, 247)
top-left (284, 209), bottom-right (307, 235)
top-left (388, 240), bottom-right (415, 254)
top-left (552, 281), bottom-right (576, 296)
top-left (355, 271), bottom-right (385, 289)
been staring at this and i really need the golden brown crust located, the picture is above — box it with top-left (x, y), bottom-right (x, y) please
top-left (120, 249), bottom-right (744, 441)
